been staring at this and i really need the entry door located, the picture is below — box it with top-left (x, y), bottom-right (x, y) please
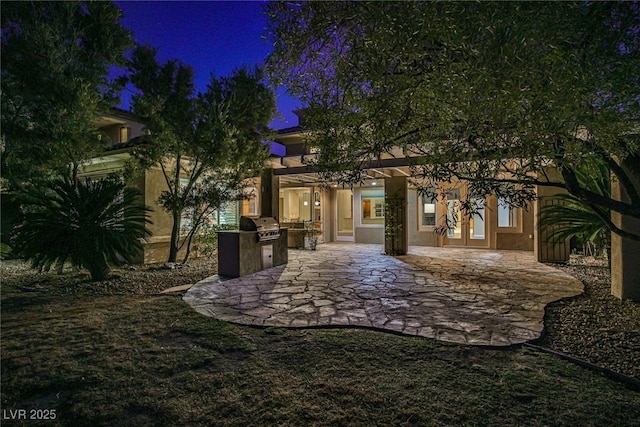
top-left (335, 189), bottom-right (354, 241)
top-left (444, 188), bottom-right (489, 247)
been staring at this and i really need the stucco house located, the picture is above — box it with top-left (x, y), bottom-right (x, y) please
top-left (266, 112), bottom-right (639, 301)
top-left (82, 108), bottom-right (262, 263)
top-left (47, 106), bottom-right (637, 299)
top-left (83, 108), bottom-right (571, 265)
top-left (263, 111), bottom-right (568, 261)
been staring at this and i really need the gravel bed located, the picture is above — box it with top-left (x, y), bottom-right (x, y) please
top-left (0, 258), bottom-right (217, 296)
top-left (2, 254), bottom-right (638, 378)
top-left (537, 257), bottom-right (640, 379)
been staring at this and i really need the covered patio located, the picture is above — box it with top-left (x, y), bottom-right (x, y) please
top-left (183, 243), bottom-right (583, 346)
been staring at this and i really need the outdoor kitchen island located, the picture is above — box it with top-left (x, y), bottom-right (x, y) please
top-left (217, 217), bottom-right (288, 278)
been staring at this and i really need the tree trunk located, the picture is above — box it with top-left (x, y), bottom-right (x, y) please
top-left (87, 256), bottom-right (110, 282)
top-left (181, 210), bottom-right (207, 264)
top-left (168, 211), bottom-right (181, 263)
top-left (181, 227), bottom-right (198, 264)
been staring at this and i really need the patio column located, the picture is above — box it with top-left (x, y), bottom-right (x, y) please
top-left (611, 176), bottom-right (640, 301)
top-left (260, 168), bottom-right (279, 219)
top-left (384, 176), bottom-right (408, 255)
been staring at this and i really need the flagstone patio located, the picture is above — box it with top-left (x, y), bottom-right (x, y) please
top-left (183, 243), bottom-right (583, 346)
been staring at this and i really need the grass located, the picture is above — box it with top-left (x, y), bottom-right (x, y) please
top-left (1, 264), bottom-right (639, 426)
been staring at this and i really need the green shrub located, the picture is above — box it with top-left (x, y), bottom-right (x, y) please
top-left (540, 158), bottom-right (610, 259)
top-left (0, 243), bottom-right (12, 259)
top-left (12, 175), bottom-right (152, 281)
top-left (194, 223), bottom-right (237, 259)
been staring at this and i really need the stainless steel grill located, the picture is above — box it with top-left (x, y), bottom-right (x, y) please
top-left (239, 216), bottom-right (281, 242)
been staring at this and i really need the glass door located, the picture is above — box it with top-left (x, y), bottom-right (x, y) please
top-left (467, 196), bottom-right (487, 246)
top-left (335, 189), bottom-right (354, 241)
top-left (445, 188), bottom-right (464, 245)
top-left (444, 188), bottom-right (488, 247)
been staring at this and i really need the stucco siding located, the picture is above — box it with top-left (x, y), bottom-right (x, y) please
top-left (355, 227), bottom-right (384, 244)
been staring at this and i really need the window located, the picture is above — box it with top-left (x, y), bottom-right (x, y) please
top-left (419, 190), bottom-right (437, 228)
top-left (361, 188), bottom-right (384, 225)
top-left (374, 200), bottom-right (385, 218)
top-left (215, 201), bottom-right (238, 226)
top-left (241, 187), bottom-right (259, 216)
top-left (279, 187), bottom-right (312, 223)
top-left (498, 198), bottom-right (518, 227)
top-left (119, 126), bottom-right (129, 143)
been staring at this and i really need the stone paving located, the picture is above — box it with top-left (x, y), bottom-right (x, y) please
top-left (183, 243), bottom-right (583, 346)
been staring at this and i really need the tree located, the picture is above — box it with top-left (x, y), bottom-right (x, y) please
top-left (13, 175), bottom-right (152, 281)
top-left (539, 159), bottom-right (611, 260)
top-left (266, 1), bottom-right (640, 298)
top-left (127, 46), bottom-right (275, 263)
top-left (1, 1), bottom-right (132, 188)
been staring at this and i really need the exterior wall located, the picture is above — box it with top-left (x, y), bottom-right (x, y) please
top-left (276, 130), bottom-right (308, 156)
top-left (142, 238), bottom-right (213, 264)
top-left (353, 187), bottom-right (385, 245)
top-left (83, 111), bottom-right (222, 265)
top-left (495, 199), bottom-right (534, 251)
top-left (407, 186), bottom-right (533, 251)
top-left (611, 175), bottom-right (640, 300)
top-left (142, 167), bottom-right (175, 263)
top-left (281, 141), bottom-right (307, 156)
top-left (81, 159), bottom-right (197, 264)
top-left (144, 167), bottom-right (174, 241)
top-left (79, 158), bottom-right (172, 264)
top-left (140, 165), bottom-right (250, 264)
top-left (141, 165), bottom-right (226, 264)
top-left (300, 179), bottom-right (535, 251)
top-left (355, 227), bottom-right (384, 244)
top-left (100, 116), bottom-right (145, 146)
top-left (407, 189), bottom-right (439, 247)
top-left (272, 116), bottom-right (540, 254)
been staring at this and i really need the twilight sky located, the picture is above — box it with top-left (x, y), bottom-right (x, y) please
top-left (115, 0), bottom-right (299, 130)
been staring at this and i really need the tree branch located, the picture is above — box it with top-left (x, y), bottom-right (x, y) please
top-left (560, 165), bottom-right (640, 220)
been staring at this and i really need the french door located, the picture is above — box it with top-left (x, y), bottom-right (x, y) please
top-left (444, 188), bottom-right (489, 247)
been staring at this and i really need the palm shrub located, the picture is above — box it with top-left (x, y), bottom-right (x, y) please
top-left (12, 175), bottom-right (152, 281)
top-left (0, 243), bottom-right (12, 259)
top-left (539, 158), bottom-right (610, 261)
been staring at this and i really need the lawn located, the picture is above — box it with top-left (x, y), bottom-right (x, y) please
top-left (1, 261), bottom-right (639, 426)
